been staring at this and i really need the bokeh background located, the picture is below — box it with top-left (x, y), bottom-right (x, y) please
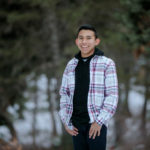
top-left (0, 0), bottom-right (150, 150)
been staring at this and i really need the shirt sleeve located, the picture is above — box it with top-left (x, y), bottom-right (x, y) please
top-left (96, 59), bottom-right (118, 126)
top-left (58, 64), bottom-right (73, 130)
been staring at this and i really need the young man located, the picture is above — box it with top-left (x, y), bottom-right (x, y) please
top-left (59, 24), bottom-right (118, 150)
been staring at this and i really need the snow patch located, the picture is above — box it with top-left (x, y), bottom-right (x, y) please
top-left (128, 90), bottom-right (145, 117)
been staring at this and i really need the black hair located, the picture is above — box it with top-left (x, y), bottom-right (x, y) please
top-left (76, 24), bottom-right (98, 38)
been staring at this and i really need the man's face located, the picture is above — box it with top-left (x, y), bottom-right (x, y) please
top-left (75, 30), bottom-right (100, 58)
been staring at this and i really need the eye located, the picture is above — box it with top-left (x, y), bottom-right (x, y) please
top-left (87, 37), bottom-right (92, 40)
top-left (79, 37), bottom-right (83, 40)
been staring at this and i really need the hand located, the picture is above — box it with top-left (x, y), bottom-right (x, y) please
top-left (89, 122), bottom-right (102, 139)
top-left (65, 125), bottom-right (78, 136)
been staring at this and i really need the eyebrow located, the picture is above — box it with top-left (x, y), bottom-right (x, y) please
top-left (78, 35), bottom-right (94, 38)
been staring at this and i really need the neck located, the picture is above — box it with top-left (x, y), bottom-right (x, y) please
top-left (81, 49), bottom-right (95, 58)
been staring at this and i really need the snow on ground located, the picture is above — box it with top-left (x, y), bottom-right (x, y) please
top-left (1, 75), bottom-right (149, 149)
top-left (128, 89), bottom-right (145, 117)
top-left (107, 118), bottom-right (116, 149)
top-left (123, 117), bottom-right (142, 143)
top-left (14, 75), bottom-right (62, 148)
top-left (0, 126), bottom-right (12, 142)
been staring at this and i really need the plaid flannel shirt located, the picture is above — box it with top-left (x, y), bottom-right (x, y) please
top-left (59, 53), bottom-right (118, 130)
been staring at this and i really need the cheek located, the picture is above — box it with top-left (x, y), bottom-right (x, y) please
top-left (75, 39), bottom-right (80, 46)
top-left (89, 42), bottom-right (97, 46)
top-left (89, 40), bottom-right (96, 44)
top-left (78, 42), bottom-right (83, 46)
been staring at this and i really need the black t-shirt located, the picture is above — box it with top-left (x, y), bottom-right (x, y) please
top-left (71, 53), bottom-right (95, 126)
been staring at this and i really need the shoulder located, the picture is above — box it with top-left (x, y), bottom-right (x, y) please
top-left (96, 56), bottom-right (115, 65)
top-left (94, 56), bottom-right (116, 71)
top-left (66, 57), bottom-right (78, 68)
top-left (67, 57), bottom-right (77, 65)
top-left (64, 57), bottom-right (78, 74)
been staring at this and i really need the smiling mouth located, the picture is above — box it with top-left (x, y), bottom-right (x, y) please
top-left (81, 46), bottom-right (88, 48)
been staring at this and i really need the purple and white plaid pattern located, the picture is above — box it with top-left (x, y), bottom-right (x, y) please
top-left (59, 55), bottom-right (118, 130)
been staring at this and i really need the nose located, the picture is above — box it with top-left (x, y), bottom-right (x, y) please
top-left (82, 38), bottom-right (87, 43)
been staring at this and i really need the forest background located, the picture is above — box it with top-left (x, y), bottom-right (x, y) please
top-left (0, 0), bottom-right (150, 150)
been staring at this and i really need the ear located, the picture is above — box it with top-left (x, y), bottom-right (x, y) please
top-left (95, 38), bottom-right (100, 46)
top-left (75, 38), bottom-right (78, 46)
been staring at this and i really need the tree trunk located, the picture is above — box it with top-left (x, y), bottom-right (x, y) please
top-left (119, 77), bottom-right (131, 116)
top-left (124, 77), bottom-right (131, 115)
top-left (47, 77), bottom-right (57, 139)
top-left (44, 9), bottom-right (60, 139)
top-left (0, 114), bottom-right (17, 141)
top-left (48, 11), bottom-right (60, 70)
top-left (32, 79), bottom-right (38, 148)
top-left (43, 9), bottom-right (60, 73)
top-left (43, 8), bottom-right (62, 147)
top-left (141, 64), bottom-right (149, 135)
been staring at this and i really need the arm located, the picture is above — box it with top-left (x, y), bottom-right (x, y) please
top-left (96, 59), bottom-right (118, 126)
top-left (58, 65), bottom-right (73, 130)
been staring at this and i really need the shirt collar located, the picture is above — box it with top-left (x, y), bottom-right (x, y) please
top-left (75, 47), bottom-right (104, 60)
